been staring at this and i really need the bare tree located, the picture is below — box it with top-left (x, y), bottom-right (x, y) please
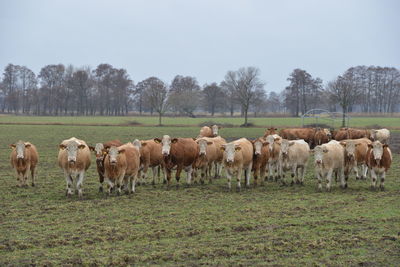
top-left (222, 67), bottom-right (265, 126)
top-left (168, 75), bottom-right (200, 117)
top-left (143, 77), bottom-right (169, 125)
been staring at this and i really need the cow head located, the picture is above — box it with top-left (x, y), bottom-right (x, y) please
top-left (211, 125), bottom-right (219, 137)
top-left (265, 135), bottom-right (279, 153)
top-left (154, 135), bottom-right (178, 157)
top-left (10, 141), bottom-right (30, 159)
top-left (368, 141), bottom-right (387, 164)
top-left (105, 146), bottom-right (125, 166)
top-left (324, 128), bottom-right (332, 139)
top-left (340, 141), bottom-right (360, 161)
top-left (314, 145), bottom-right (328, 165)
top-left (252, 138), bottom-right (268, 156)
top-left (196, 139), bottom-right (213, 156)
top-left (59, 140), bottom-right (86, 164)
top-left (370, 130), bottom-right (378, 141)
top-left (280, 139), bottom-right (295, 158)
top-left (221, 143), bottom-right (241, 164)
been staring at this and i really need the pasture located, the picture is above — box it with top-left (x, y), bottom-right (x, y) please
top-left (0, 118), bottom-right (399, 266)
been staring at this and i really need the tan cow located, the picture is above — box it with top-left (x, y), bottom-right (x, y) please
top-left (10, 141), bottom-right (39, 187)
top-left (340, 138), bottom-right (372, 181)
top-left (335, 128), bottom-right (369, 141)
top-left (264, 134), bottom-right (282, 181)
top-left (313, 140), bottom-right (345, 191)
top-left (263, 127), bottom-right (278, 137)
top-left (58, 137), bottom-right (91, 198)
top-left (313, 128), bottom-right (330, 146)
top-left (103, 142), bottom-right (140, 195)
top-left (251, 137), bottom-right (269, 186)
top-left (370, 129), bottom-right (390, 144)
top-left (193, 138), bottom-right (219, 184)
top-left (154, 136), bottom-right (198, 187)
top-left (221, 138), bottom-right (253, 191)
top-left (89, 139), bottom-right (123, 192)
top-left (366, 141), bottom-right (392, 190)
top-left (199, 136), bottom-right (226, 178)
top-left (279, 139), bottom-right (310, 185)
top-left (198, 125), bottom-right (220, 138)
top-left (132, 139), bottom-right (165, 185)
top-left (279, 128), bottom-right (316, 148)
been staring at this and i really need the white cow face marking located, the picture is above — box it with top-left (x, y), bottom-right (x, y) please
top-left (253, 139), bottom-right (267, 155)
top-left (280, 140), bottom-right (294, 157)
top-left (265, 135), bottom-right (276, 153)
top-left (132, 139), bottom-right (142, 149)
top-left (371, 141), bottom-right (384, 162)
top-left (107, 146), bottom-right (124, 165)
top-left (197, 139), bottom-right (211, 156)
top-left (314, 145), bottom-right (328, 165)
top-left (14, 141), bottom-right (28, 159)
top-left (156, 135), bottom-right (178, 156)
top-left (341, 142), bottom-right (356, 160)
top-left (211, 125), bottom-right (219, 137)
top-left (222, 143), bottom-right (241, 163)
top-left (94, 143), bottom-right (104, 158)
top-left (60, 141), bottom-right (85, 163)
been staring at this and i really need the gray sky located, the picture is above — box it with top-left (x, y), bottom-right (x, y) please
top-left (1, 0), bottom-right (399, 92)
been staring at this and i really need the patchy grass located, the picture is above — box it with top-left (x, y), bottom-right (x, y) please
top-left (0, 124), bottom-right (399, 266)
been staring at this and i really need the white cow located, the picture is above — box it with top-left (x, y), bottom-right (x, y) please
top-left (279, 139), bottom-right (310, 185)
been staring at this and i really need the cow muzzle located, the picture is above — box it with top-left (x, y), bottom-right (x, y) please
top-left (17, 155), bottom-right (24, 159)
top-left (316, 159), bottom-right (322, 165)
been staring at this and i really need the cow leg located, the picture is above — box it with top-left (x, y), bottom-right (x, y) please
top-left (316, 171), bottom-right (323, 191)
top-left (175, 165), bottom-right (183, 187)
top-left (130, 174), bottom-right (137, 194)
top-left (299, 166), bottom-right (306, 185)
top-left (208, 164), bottom-right (213, 184)
top-left (379, 172), bottom-right (385, 191)
top-left (123, 175), bottom-right (130, 194)
top-left (361, 164), bottom-right (368, 180)
top-left (165, 168), bottom-right (172, 188)
top-left (105, 177), bottom-right (114, 195)
top-left (268, 162), bottom-right (274, 181)
top-left (236, 168), bottom-right (243, 191)
top-left (245, 164), bottom-right (252, 188)
top-left (140, 163), bottom-right (149, 186)
top-left (98, 172), bottom-right (104, 192)
top-left (340, 168), bottom-right (347, 189)
top-left (326, 169), bottom-right (333, 192)
top-left (185, 166), bottom-right (193, 185)
top-left (253, 166), bottom-right (259, 186)
top-left (226, 169), bottom-right (233, 191)
top-left (370, 169), bottom-right (377, 190)
top-left (65, 172), bottom-right (74, 197)
top-left (116, 172), bottom-right (126, 196)
top-left (199, 166), bottom-right (206, 184)
top-left (353, 165), bottom-right (360, 180)
top-left (291, 164), bottom-right (297, 186)
top-left (151, 166), bottom-right (158, 186)
top-left (14, 170), bottom-right (22, 187)
top-left (76, 171), bottom-right (85, 199)
top-left (260, 164), bottom-right (267, 186)
top-left (30, 167), bottom-right (36, 187)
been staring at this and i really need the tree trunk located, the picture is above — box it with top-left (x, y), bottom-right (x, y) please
top-left (158, 113), bottom-right (162, 126)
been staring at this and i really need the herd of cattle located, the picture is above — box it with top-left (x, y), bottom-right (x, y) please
top-left (9, 125), bottom-right (392, 198)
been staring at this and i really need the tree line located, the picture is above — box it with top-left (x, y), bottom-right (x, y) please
top-left (1, 63), bottom-right (399, 125)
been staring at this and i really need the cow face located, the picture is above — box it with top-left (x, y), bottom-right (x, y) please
top-left (94, 143), bottom-right (104, 158)
top-left (197, 139), bottom-right (213, 156)
top-left (11, 141), bottom-right (30, 159)
top-left (314, 145), bottom-right (328, 165)
top-left (340, 141), bottom-right (358, 161)
top-left (107, 146), bottom-right (125, 165)
top-left (211, 125), bottom-right (219, 137)
top-left (369, 141), bottom-right (387, 163)
top-left (253, 139), bottom-right (267, 155)
top-left (280, 140), bottom-right (294, 157)
top-left (324, 129), bottom-right (332, 139)
top-left (265, 135), bottom-right (278, 153)
top-left (60, 140), bottom-right (85, 164)
top-left (132, 139), bottom-right (142, 149)
top-left (221, 143), bottom-right (241, 163)
top-left (155, 135), bottom-right (178, 156)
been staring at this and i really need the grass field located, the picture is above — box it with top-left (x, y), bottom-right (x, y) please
top-left (1, 115), bottom-right (400, 129)
top-left (0, 120), bottom-right (399, 266)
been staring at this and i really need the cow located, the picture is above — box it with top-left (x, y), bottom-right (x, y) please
top-left (340, 138), bottom-right (372, 181)
top-left (314, 128), bottom-right (330, 146)
top-left (58, 137), bottom-right (91, 198)
top-left (279, 128), bottom-right (316, 148)
top-left (89, 139), bottom-right (123, 192)
top-left (132, 139), bottom-right (165, 185)
top-left (366, 141), bottom-right (392, 191)
top-left (221, 138), bottom-right (253, 191)
top-left (154, 135), bottom-right (198, 187)
top-left (103, 142), bottom-right (140, 195)
top-left (198, 125), bottom-right (220, 138)
top-left (264, 134), bottom-right (282, 181)
top-left (251, 138), bottom-right (269, 186)
top-left (278, 139), bottom-right (310, 186)
top-left (10, 141), bottom-right (39, 187)
top-left (263, 127), bottom-right (278, 137)
top-left (335, 128), bottom-right (369, 141)
top-left (313, 140), bottom-right (345, 191)
top-left (193, 138), bottom-right (219, 184)
top-left (370, 128), bottom-right (390, 144)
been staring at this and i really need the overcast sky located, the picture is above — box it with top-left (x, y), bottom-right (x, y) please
top-left (0, 0), bottom-right (399, 92)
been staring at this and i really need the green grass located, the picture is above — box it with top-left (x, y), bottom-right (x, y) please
top-left (0, 124), bottom-right (399, 266)
top-left (1, 115), bottom-right (400, 128)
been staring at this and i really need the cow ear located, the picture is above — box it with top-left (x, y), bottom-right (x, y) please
top-left (340, 142), bottom-right (346, 147)
top-left (25, 143), bottom-right (31, 148)
top-left (262, 142), bottom-right (268, 146)
top-left (220, 145), bottom-right (225, 151)
top-left (235, 146), bottom-right (241, 151)
top-left (102, 149), bottom-right (108, 155)
top-left (275, 128), bottom-right (277, 131)
top-left (274, 137), bottom-right (280, 141)
top-left (89, 146), bottom-right (95, 151)
top-left (78, 144), bottom-right (86, 149)
top-left (323, 148), bottom-right (329, 153)
top-left (368, 144), bottom-right (372, 148)
top-left (192, 138), bottom-right (197, 141)
top-left (355, 143), bottom-right (361, 147)
top-left (289, 142), bottom-right (295, 146)
top-left (207, 141), bottom-right (213, 145)
top-left (59, 144), bottom-right (66, 150)
top-left (141, 142), bottom-right (147, 147)
top-left (118, 149), bottom-right (125, 154)
top-left (154, 138), bottom-right (161, 144)
top-left (10, 144), bottom-right (16, 148)
top-left (383, 144), bottom-right (388, 148)
top-left (171, 138), bottom-right (178, 144)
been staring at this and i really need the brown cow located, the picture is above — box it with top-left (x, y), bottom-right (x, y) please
top-left (10, 141), bottom-right (39, 187)
top-left (251, 138), bottom-right (269, 186)
top-left (335, 128), bottom-right (369, 141)
top-left (263, 127), bottom-right (278, 137)
top-left (89, 139), bottom-right (123, 192)
top-left (279, 128), bottom-right (316, 147)
top-left (103, 142), bottom-right (140, 195)
top-left (199, 136), bottom-right (227, 178)
top-left (366, 141), bottom-right (392, 190)
top-left (340, 138), bottom-right (372, 181)
top-left (154, 135), bottom-right (198, 187)
top-left (198, 125), bottom-right (220, 138)
top-left (58, 137), bottom-right (91, 198)
top-left (193, 138), bottom-right (219, 184)
top-left (132, 139), bottom-right (165, 185)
